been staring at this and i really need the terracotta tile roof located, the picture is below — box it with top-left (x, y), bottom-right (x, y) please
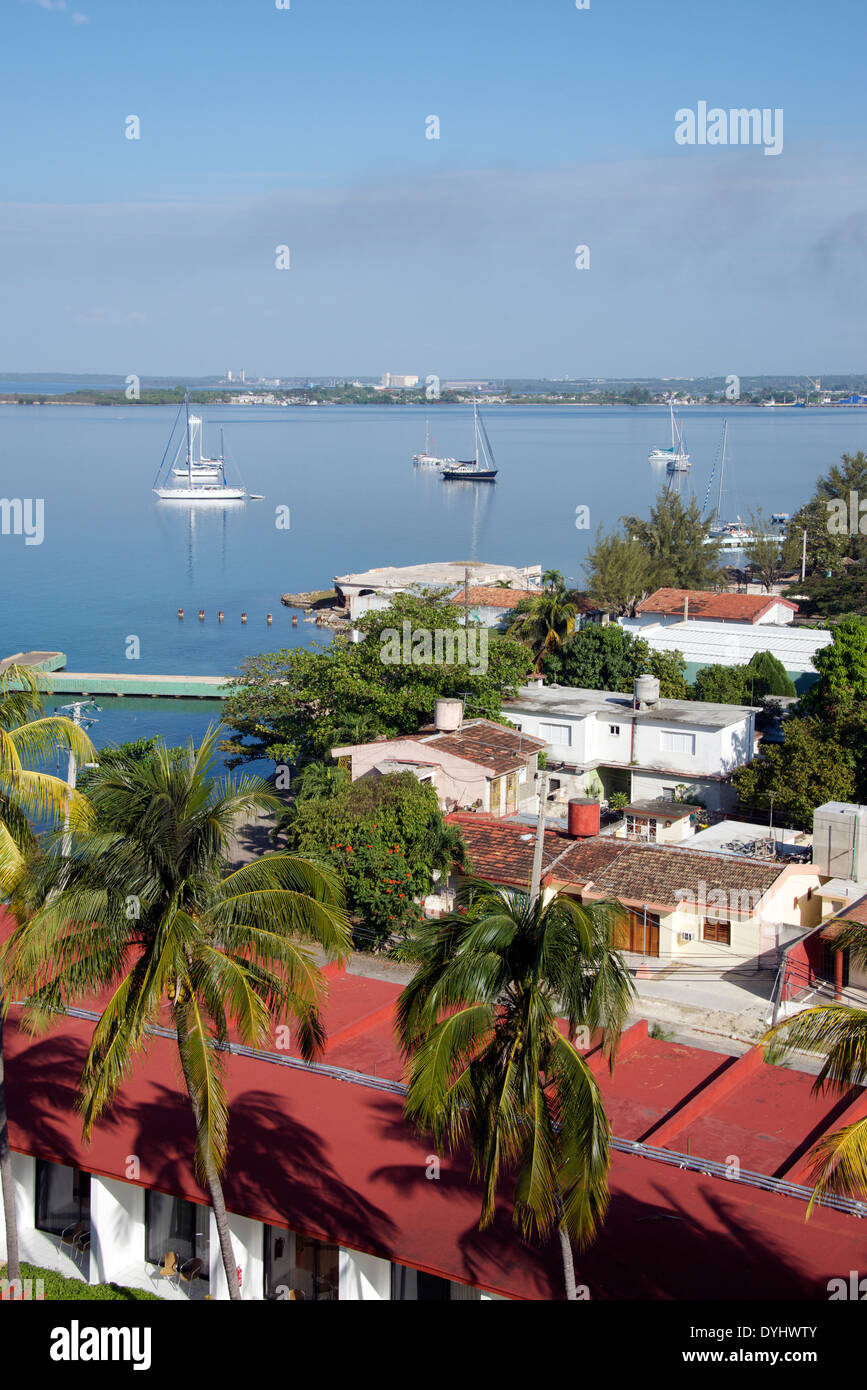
top-left (446, 813), bottom-right (625, 887)
top-left (636, 588), bottom-right (798, 623)
top-left (449, 586), bottom-right (539, 609)
top-left (447, 814), bottom-right (785, 909)
top-left (588, 844), bottom-right (784, 911)
top-left (420, 719), bottom-right (545, 776)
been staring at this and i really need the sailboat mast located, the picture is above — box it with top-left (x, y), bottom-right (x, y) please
top-left (716, 421), bottom-right (727, 520)
top-left (473, 400), bottom-right (479, 466)
top-left (185, 392), bottom-right (193, 485)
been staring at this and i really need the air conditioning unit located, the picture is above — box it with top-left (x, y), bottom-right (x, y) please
top-left (678, 932), bottom-right (693, 943)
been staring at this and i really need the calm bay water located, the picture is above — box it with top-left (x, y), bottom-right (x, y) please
top-left (2, 401), bottom-right (865, 754)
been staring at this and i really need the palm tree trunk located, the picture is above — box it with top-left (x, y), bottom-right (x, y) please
top-left (0, 1016), bottom-right (21, 1293)
top-left (554, 1189), bottom-right (577, 1300)
top-left (173, 1017), bottom-right (241, 1302)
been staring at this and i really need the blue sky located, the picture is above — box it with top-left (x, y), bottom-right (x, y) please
top-left (1, 0), bottom-right (865, 376)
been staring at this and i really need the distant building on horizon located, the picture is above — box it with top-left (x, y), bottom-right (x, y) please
top-left (381, 373), bottom-right (418, 389)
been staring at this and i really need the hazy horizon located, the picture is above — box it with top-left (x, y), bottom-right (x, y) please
top-left (3, 0), bottom-right (865, 378)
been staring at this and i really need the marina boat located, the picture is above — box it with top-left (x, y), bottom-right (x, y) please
top-left (154, 395), bottom-right (247, 501)
top-left (702, 421), bottom-right (786, 556)
top-left (412, 419), bottom-right (456, 467)
top-left (440, 402), bottom-right (498, 482)
top-left (648, 399), bottom-right (690, 470)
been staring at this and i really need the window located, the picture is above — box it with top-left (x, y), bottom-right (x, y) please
top-left (145, 1191), bottom-right (210, 1281)
top-left (625, 815), bottom-right (656, 842)
top-left (539, 722), bottom-right (571, 746)
top-left (702, 918), bottom-right (732, 946)
top-left (391, 1265), bottom-right (481, 1301)
top-left (608, 724), bottom-right (621, 736)
top-left (660, 730), bottom-right (696, 757)
top-left (35, 1161), bottom-right (90, 1239)
top-left (264, 1227), bottom-right (340, 1301)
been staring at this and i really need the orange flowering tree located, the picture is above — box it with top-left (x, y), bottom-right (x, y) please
top-left (281, 771), bottom-right (465, 949)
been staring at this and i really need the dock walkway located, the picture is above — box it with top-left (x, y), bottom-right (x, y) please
top-left (2, 652), bottom-right (233, 699)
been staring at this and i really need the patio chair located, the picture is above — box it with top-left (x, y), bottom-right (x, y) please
top-left (179, 1257), bottom-right (203, 1287)
top-left (154, 1251), bottom-right (179, 1286)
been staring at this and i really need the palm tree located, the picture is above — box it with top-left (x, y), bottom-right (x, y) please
top-left (507, 590), bottom-right (578, 669)
top-left (763, 919), bottom-right (867, 1212)
top-left (396, 879), bottom-right (634, 1298)
top-left (0, 665), bottom-right (95, 1293)
top-left (4, 726), bottom-right (351, 1300)
top-left (541, 569), bottom-right (567, 594)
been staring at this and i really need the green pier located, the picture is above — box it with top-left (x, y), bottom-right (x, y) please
top-left (1, 652), bottom-right (233, 700)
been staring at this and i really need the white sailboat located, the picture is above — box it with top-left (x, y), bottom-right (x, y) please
top-left (649, 399), bottom-right (690, 470)
top-left (412, 419), bottom-right (456, 467)
top-left (154, 395), bottom-right (247, 501)
top-left (703, 421), bottom-right (786, 557)
top-left (440, 401), bottom-right (498, 481)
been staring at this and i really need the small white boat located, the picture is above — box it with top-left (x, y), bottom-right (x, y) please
top-left (154, 396), bottom-right (247, 501)
top-left (649, 399), bottom-right (690, 470)
top-left (413, 418), bottom-right (456, 467)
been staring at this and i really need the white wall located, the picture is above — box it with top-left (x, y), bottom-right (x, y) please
top-left (89, 1176), bottom-right (145, 1288)
top-left (339, 1248), bottom-right (391, 1300)
top-left (210, 1211), bottom-right (263, 1301)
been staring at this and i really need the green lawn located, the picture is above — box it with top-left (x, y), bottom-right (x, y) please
top-left (2, 1261), bottom-right (160, 1301)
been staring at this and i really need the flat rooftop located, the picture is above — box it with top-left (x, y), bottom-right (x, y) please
top-left (334, 561), bottom-right (540, 592)
top-left (506, 683), bottom-right (758, 729)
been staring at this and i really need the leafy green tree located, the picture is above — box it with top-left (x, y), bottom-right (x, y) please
top-left (508, 590), bottom-right (578, 670)
top-left (541, 569), bottom-right (567, 593)
top-left (732, 715), bottom-right (858, 829)
top-left (583, 530), bottom-right (652, 616)
top-left (621, 490), bottom-right (724, 590)
top-left (691, 664), bottom-right (751, 704)
top-left (4, 728), bottom-right (351, 1300)
top-left (744, 511), bottom-right (802, 592)
top-left (801, 616), bottom-right (867, 717)
top-left (221, 590), bottom-right (533, 766)
top-left (396, 880), bottom-right (634, 1299)
top-left (786, 573), bottom-right (867, 620)
top-left (283, 771), bottom-right (464, 948)
top-left (745, 650), bottom-right (796, 698)
top-left (542, 624), bottom-right (687, 698)
top-left (0, 666), bottom-right (95, 1292)
top-left (787, 451), bottom-right (867, 576)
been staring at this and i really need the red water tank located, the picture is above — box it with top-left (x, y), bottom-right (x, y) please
top-left (568, 798), bottom-right (600, 838)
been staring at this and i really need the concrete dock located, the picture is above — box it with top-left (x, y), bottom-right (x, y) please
top-left (2, 652), bottom-right (232, 699)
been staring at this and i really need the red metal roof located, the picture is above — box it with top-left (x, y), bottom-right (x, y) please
top-left (636, 588), bottom-right (798, 622)
top-left (6, 959), bottom-right (867, 1300)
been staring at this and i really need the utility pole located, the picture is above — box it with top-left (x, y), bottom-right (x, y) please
top-left (529, 772), bottom-right (548, 905)
top-left (801, 528), bottom-right (807, 582)
top-left (59, 699), bottom-right (99, 859)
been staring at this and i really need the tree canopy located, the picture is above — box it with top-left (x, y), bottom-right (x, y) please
top-left (281, 771), bottom-right (464, 948)
top-left (541, 623), bottom-right (688, 698)
top-left (221, 590), bottom-right (534, 766)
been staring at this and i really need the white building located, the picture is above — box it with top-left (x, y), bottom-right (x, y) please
top-left (504, 676), bottom-right (759, 812)
top-left (333, 561), bottom-right (541, 624)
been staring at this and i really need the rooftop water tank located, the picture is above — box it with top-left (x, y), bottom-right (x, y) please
top-left (568, 798), bottom-right (601, 839)
top-left (634, 674), bottom-right (660, 710)
top-left (434, 698), bottom-right (464, 732)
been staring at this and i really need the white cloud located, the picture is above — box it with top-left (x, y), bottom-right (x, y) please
top-left (22, 0), bottom-right (89, 20)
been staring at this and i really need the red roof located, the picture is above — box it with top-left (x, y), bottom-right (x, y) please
top-left (636, 588), bottom-right (798, 622)
top-left (6, 954), bottom-right (867, 1300)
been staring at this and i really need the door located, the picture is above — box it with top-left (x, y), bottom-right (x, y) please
top-left (505, 772), bottom-right (518, 814)
top-left (613, 909), bottom-right (660, 956)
